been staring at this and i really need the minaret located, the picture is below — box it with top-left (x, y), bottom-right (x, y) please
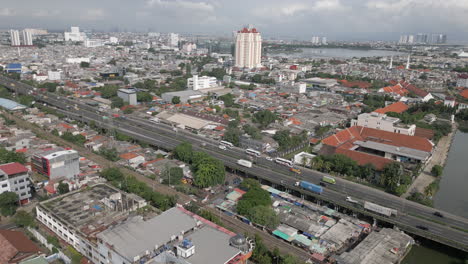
top-left (405, 54), bottom-right (410, 70)
top-left (388, 56), bottom-right (393, 69)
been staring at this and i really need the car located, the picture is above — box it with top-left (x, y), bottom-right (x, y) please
top-left (265, 157), bottom-right (273, 161)
top-left (290, 167), bottom-right (301, 174)
top-left (416, 225), bottom-right (429, 231)
top-left (346, 196), bottom-right (358, 203)
top-left (433, 212), bottom-right (444, 217)
top-left (218, 145), bottom-right (227, 150)
top-left (319, 182), bottom-right (327, 187)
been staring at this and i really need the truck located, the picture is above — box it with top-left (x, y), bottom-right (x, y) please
top-left (295, 181), bottom-right (323, 194)
top-left (112, 114), bottom-right (120, 118)
top-left (237, 159), bottom-right (253, 168)
top-left (290, 167), bottom-right (302, 174)
top-left (364, 201), bottom-right (397, 217)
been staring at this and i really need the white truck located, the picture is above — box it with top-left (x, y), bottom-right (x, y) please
top-left (364, 201), bottom-right (397, 217)
top-left (237, 159), bottom-right (253, 168)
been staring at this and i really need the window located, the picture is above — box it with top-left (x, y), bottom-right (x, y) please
top-left (1, 184), bottom-right (7, 188)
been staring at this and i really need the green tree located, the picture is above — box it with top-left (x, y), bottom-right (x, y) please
top-left (431, 165), bottom-right (443, 177)
top-left (172, 96), bottom-right (181, 104)
top-left (380, 162), bottom-right (403, 193)
top-left (236, 184), bottom-right (271, 216)
top-left (99, 148), bottom-right (120, 161)
top-left (174, 142), bottom-right (193, 163)
top-left (137, 92), bottom-right (153, 102)
top-left (246, 205), bottom-right (279, 229)
top-left (98, 85), bottom-right (120, 98)
top-left (193, 157), bottom-right (225, 188)
top-left (0, 192), bottom-right (19, 216)
top-left (162, 166), bottom-right (184, 185)
top-left (13, 210), bottom-right (35, 227)
top-left (223, 128), bottom-right (240, 146)
top-left (0, 147), bottom-right (26, 164)
top-left (253, 110), bottom-right (276, 128)
top-left (111, 97), bottom-right (124, 108)
top-left (80, 61), bottom-right (90, 68)
top-left (57, 181), bottom-right (70, 194)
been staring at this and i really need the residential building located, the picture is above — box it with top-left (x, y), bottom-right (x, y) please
top-left (66, 57), bottom-right (90, 64)
top-left (64, 26), bottom-right (86, 42)
top-left (0, 162), bottom-right (32, 204)
top-left (36, 184), bottom-right (252, 264)
top-left (182, 42), bottom-right (197, 53)
top-left (47, 71), bottom-right (61, 81)
top-left (117, 88), bottom-right (137, 105)
top-left (0, 229), bottom-right (43, 264)
top-left (321, 126), bottom-right (433, 170)
top-left (31, 148), bottom-right (80, 180)
top-left (10, 30), bottom-right (20, 46)
top-left (373, 102), bottom-right (409, 115)
top-left (456, 74), bottom-right (468, 88)
top-left (188, 75), bottom-right (217, 90)
top-left (119, 152), bottom-right (145, 168)
top-left (169, 33), bottom-right (179, 47)
top-left (24, 28), bottom-right (48, 35)
top-left (234, 26), bottom-right (262, 69)
top-left (21, 30), bottom-right (33, 46)
top-left (84, 39), bottom-right (104, 48)
top-left (294, 152), bottom-right (316, 167)
top-left (352, 112), bottom-right (416, 135)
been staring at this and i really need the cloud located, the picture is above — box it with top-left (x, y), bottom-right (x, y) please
top-left (146, 0), bottom-right (215, 12)
top-left (0, 8), bottom-right (16, 16)
top-left (81, 8), bottom-right (106, 20)
top-left (32, 9), bottom-right (61, 17)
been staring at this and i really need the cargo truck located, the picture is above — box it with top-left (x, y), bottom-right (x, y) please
top-left (295, 181), bottom-right (323, 194)
top-left (237, 159), bottom-right (253, 168)
top-left (364, 201), bottom-right (397, 217)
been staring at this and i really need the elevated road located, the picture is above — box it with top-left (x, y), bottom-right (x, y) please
top-left (1, 76), bottom-right (467, 252)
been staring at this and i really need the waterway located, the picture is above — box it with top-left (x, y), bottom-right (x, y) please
top-left (268, 48), bottom-right (406, 59)
top-left (402, 130), bottom-right (468, 264)
top-left (433, 130), bottom-right (468, 218)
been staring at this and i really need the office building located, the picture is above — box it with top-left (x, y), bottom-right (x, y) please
top-left (234, 26), bottom-right (262, 69)
top-left (311, 36), bottom-right (327, 45)
top-left (64, 26), bottom-right (87, 42)
top-left (169, 33), bottom-right (179, 47)
top-left (21, 30), bottom-right (33, 46)
top-left (47, 70), bottom-right (61, 81)
top-left (37, 186), bottom-right (253, 264)
top-left (10, 30), bottom-right (20, 46)
top-left (84, 39), bottom-right (104, 48)
top-left (0, 162), bottom-right (32, 204)
top-left (188, 75), bottom-right (217, 90)
top-left (117, 88), bottom-right (137, 105)
top-left (31, 147), bottom-right (80, 180)
top-left (24, 28), bottom-right (48, 35)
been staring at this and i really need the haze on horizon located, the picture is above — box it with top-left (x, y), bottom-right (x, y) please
top-left (1, 0), bottom-right (467, 41)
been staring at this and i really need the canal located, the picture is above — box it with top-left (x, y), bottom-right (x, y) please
top-left (402, 130), bottom-right (468, 263)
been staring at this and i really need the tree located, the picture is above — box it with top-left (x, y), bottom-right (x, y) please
top-left (246, 205), bottom-right (279, 229)
top-left (174, 142), bottom-right (193, 163)
top-left (0, 147), bottom-right (27, 164)
top-left (253, 110), bottom-right (276, 128)
top-left (431, 165), bottom-right (443, 177)
top-left (243, 124), bottom-right (262, 140)
top-left (111, 97), bottom-right (124, 108)
top-left (236, 184), bottom-right (271, 216)
top-left (0, 192), bottom-right (19, 216)
top-left (57, 181), bottom-right (70, 194)
top-left (99, 148), bottom-right (120, 161)
top-left (80, 61), bottom-right (90, 68)
top-left (193, 157), bottom-right (225, 188)
top-left (13, 210), bottom-right (35, 227)
top-left (172, 96), bottom-right (181, 104)
top-left (380, 162), bottom-right (403, 193)
top-left (223, 128), bottom-right (240, 147)
top-left (162, 166), bottom-right (184, 185)
top-left (137, 92), bottom-right (153, 102)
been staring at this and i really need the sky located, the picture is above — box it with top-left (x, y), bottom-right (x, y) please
top-left (1, 0), bottom-right (468, 41)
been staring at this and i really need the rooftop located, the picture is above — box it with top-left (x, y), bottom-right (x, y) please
top-left (373, 102), bottom-right (409, 114)
top-left (0, 229), bottom-right (42, 264)
top-left (0, 162), bottom-right (28, 176)
top-left (0, 98), bottom-right (27, 111)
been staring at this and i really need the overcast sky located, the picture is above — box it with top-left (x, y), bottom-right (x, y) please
top-left (1, 0), bottom-right (467, 41)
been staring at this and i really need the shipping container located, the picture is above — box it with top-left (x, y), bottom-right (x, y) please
top-left (297, 181), bottom-right (323, 194)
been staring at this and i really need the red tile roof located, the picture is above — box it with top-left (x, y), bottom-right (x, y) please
top-left (119, 152), bottom-right (139, 160)
top-left (335, 148), bottom-right (393, 170)
top-left (381, 84), bottom-right (408, 96)
top-left (374, 102), bottom-right (409, 114)
top-left (0, 229), bottom-right (42, 263)
top-left (0, 162), bottom-right (28, 175)
top-left (460, 89), bottom-right (468, 99)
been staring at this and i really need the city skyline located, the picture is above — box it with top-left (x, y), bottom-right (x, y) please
top-left (0, 0), bottom-right (467, 41)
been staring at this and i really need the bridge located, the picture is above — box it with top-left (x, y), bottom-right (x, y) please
top-left (1, 75), bottom-right (467, 252)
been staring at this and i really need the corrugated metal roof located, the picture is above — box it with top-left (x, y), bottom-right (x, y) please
top-left (0, 98), bottom-right (27, 111)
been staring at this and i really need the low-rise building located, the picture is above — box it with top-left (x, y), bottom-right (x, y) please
top-left (456, 74), bottom-right (468, 88)
top-left (31, 148), bottom-right (80, 180)
top-left (188, 75), bottom-right (217, 90)
top-left (0, 162), bottom-right (32, 204)
top-left (302, 77), bottom-right (338, 91)
top-left (117, 88), bottom-right (137, 105)
top-left (0, 229), bottom-right (43, 264)
top-left (351, 112), bottom-right (416, 136)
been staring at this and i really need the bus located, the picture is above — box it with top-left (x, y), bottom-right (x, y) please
top-left (322, 176), bottom-right (336, 185)
top-left (245, 148), bottom-right (261, 157)
top-left (219, 141), bottom-right (234, 149)
top-left (275, 157), bottom-right (293, 167)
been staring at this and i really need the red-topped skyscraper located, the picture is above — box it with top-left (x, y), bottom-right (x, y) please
top-left (234, 25), bottom-right (262, 69)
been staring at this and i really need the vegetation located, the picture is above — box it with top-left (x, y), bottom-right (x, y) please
top-left (362, 94), bottom-right (394, 112)
top-left (218, 93), bottom-right (235, 107)
top-left (80, 61), bottom-right (90, 68)
top-left (200, 68), bottom-right (226, 80)
top-left (61, 131), bottom-right (86, 145)
top-left (161, 166), bottom-right (184, 185)
top-left (273, 130), bottom-right (308, 151)
top-left (253, 109), bottom-right (276, 128)
top-left (251, 235), bottom-right (305, 264)
top-left (223, 127), bottom-right (241, 146)
top-left (57, 181), bottom-right (70, 194)
top-left (431, 165), bottom-right (443, 177)
top-left (407, 192), bottom-right (433, 207)
top-left (243, 124), bottom-right (262, 140)
top-left (99, 148), bottom-right (120, 161)
top-left (185, 203), bottom-right (224, 227)
top-left (100, 168), bottom-right (176, 211)
top-left (173, 143), bottom-right (225, 187)
top-left (13, 210), bottom-right (35, 227)
top-left (137, 92), bottom-right (153, 102)
top-left (314, 125), bottom-right (332, 138)
top-left (251, 74), bottom-right (276, 85)
top-left (0, 192), bottom-right (19, 216)
top-left (39, 82), bottom-right (59, 92)
top-left (171, 96), bottom-right (181, 104)
top-left (0, 147), bottom-right (27, 164)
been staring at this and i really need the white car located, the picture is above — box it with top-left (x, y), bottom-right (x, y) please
top-left (265, 157), bottom-right (273, 161)
top-left (219, 145), bottom-right (227, 150)
top-left (346, 196), bottom-right (358, 203)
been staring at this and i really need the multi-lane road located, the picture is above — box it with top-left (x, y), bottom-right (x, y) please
top-left (1, 76), bottom-right (467, 251)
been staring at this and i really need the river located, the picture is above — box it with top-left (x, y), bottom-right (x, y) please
top-left (268, 48), bottom-right (406, 59)
top-left (433, 130), bottom-right (468, 218)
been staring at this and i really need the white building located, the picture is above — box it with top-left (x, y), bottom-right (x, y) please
top-left (21, 30), bottom-right (33, 46)
top-left (84, 39), bottom-right (104, 48)
top-left (0, 162), bottom-right (32, 204)
top-left (351, 112), bottom-right (416, 136)
top-left (235, 26), bottom-right (262, 69)
top-left (32, 148), bottom-right (80, 181)
top-left (117, 88), bottom-right (137, 105)
top-left (66, 57), bottom-right (90, 64)
top-left (182, 42), bottom-right (197, 53)
top-left (24, 28), bottom-right (48, 35)
top-left (169, 33), bottom-right (179, 47)
top-left (188, 75), bottom-right (217, 90)
top-left (47, 71), bottom-right (61, 81)
top-left (109, 37), bottom-right (119, 44)
top-left (457, 74), bottom-right (468, 88)
top-left (294, 152), bottom-right (316, 167)
top-left (64, 26), bottom-right (87, 42)
top-left (10, 30), bottom-right (20, 46)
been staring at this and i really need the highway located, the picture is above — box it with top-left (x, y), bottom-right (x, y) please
top-left (1, 75), bottom-right (467, 252)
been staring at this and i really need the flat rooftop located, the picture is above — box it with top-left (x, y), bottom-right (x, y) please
top-left (40, 184), bottom-right (141, 237)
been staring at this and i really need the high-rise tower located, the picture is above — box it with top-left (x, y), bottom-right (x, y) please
top-left (234, 25), bottom-right (262, 69)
